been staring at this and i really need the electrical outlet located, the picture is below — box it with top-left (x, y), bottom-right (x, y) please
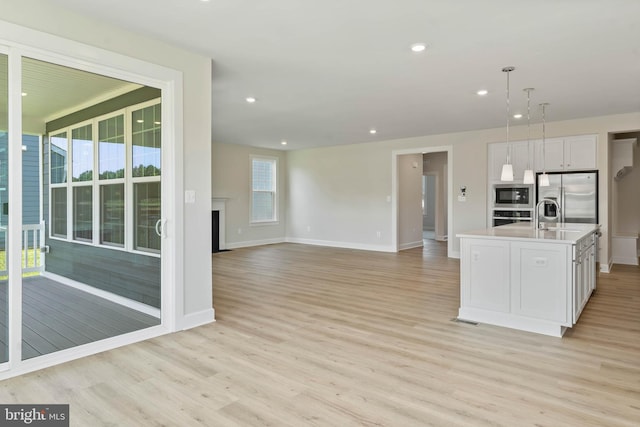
top-left (306, 225), bottom-right (311, 232)
top-left (237, 228), bottom-right (242, 235)
top-left (376, 231), bottom-right (381, 238)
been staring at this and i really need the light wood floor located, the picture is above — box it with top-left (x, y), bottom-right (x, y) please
top-left (0, 241), bottom-right (638, 426)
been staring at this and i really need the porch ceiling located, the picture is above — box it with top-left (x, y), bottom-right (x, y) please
top-left (0, 55), bottom-right (142, 133)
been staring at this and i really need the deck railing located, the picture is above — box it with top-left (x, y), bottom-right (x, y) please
top-left (0, 221), bottom-right (45, 275)
top-left (23, 221), bottom-right (46, 273)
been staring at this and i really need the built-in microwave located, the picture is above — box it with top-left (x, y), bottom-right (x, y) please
top-left (493, 184), bottom-right (534, 209)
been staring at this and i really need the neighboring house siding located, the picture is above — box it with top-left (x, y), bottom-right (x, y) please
top-left (22, 134), bottom-right (40, 225)
top-left (0, 134), bottom-right (40, 238)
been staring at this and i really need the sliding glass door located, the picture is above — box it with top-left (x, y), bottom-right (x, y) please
top-left (0, 52), bottom-right (7, 365)
top-left (17, 57), bottom-right (162, 360)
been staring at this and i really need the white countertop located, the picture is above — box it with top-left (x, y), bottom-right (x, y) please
top-left (457, 222), bottom-right (599, 244)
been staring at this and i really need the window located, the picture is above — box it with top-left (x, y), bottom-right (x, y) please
top-left (100, 184), bottom-right (124, 246)
top-left (72, 124), bottom-right (93, 182)
top-left (49, 99), bottom-right (161, 254)
top-left (251, 156), bottom-right (277, 223)
top-left (51, 188), bottom-right (67, 237)
top-left (50, 132), bottom-right (67, 184)
top-left (73, 186), bottom-right (92, 241)
top-left (99, 114), bottom-right (125, 180)
top-left (134, 182), bottom-right (161, 253)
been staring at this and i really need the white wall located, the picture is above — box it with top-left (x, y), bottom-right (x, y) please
top-left (1, 0), bottom-right (212, 324)
top-left (286, 112), bottom-right (640, 263)
top-left (212, 142), bottom-right (287, 248)
top-left (398, 154), bottom-right (423, 249)
top-left (286, 141), bottom-right (393, 251)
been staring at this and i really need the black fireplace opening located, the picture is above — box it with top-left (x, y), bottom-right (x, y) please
top-left (212, 210), bottom-right (220, 253)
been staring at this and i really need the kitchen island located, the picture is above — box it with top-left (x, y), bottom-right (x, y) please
top-left (457, 223), bottom-right (599, 337)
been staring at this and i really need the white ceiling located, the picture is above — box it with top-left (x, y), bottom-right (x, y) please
top-left (46, 0), bottom-right (640, 150)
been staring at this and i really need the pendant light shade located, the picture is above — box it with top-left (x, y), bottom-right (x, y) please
top-left (501, 164), bottom-right (514, 181)
top-left (523, 169), bottom-right (535, 184)
top-left (523, 88), bottom-right (535, 184)
top-left (539, 173), bottom-right (550, 187)
top-left (500, 66), bottom-right (515, 182)
top-left (539, 102), bottom-right (550, 187)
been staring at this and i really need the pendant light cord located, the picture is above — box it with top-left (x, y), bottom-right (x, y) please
top-left (541, 103), bottom-right (547, 173)
top-left (526, 89), bottom-right (531, 169)
top-left (506, 70), bottom-right (511, 164)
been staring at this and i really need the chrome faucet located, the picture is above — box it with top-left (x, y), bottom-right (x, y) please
top-left (534, 198), bottom-right (560, 230)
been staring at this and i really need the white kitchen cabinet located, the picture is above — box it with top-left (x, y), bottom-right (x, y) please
top-left (510, 241), bottom-right (571, 324)
top-left (573, 233), bottom-right (596, 323)
top-left (535, 135), bottom-right (597, 171)
top-left (488, 140), bottom-right (533, 182)
top-left (460, 238), bottom-right (510, 312)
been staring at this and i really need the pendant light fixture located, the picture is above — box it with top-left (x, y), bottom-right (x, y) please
top-left (539, 102), bottom-right (550, 187)
top-left (522, 88), bottom-right (535, 184)
top-left (500, 66), bottom-right (515, 181)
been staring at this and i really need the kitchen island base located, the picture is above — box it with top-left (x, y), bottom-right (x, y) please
top-left (457, 223), bottom-right (598, 337)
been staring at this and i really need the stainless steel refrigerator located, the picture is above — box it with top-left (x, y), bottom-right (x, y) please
top-left (536, 171), bottom-right (598, 224)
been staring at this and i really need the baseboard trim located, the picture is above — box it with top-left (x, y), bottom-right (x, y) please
top-left (450, 250), bottom-right (461, 259)
top-left (41, 272), bottom-right (161, 318)
top-left (226, 237), bottom-right (286, 249)
top-left (600, 259), bottom-right (613, 273)
top-left (286, 237), bottom-right (396, 253)
top-left (399, 241), bottom-right (424, 250)
top-left (611, 256), bottom-right (639, 266)
top-left (179, 308), bottom-right (215, 331)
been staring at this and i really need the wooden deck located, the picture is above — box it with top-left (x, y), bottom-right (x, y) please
top-left (0, 276), bottom-right (160, 361)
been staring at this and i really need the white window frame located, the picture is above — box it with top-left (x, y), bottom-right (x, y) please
top-left (48, 99), bottom-right (162, 257)
top-left (250, 155), bottom-right (278, 224)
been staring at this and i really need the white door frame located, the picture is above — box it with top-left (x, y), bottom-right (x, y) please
top-left (0, 22), bottom-right (183, 380)
top-left (392, 146), bottom-right (454, 257)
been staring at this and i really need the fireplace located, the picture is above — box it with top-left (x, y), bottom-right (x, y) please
top-left (211, 198), bottom-right (227, 252)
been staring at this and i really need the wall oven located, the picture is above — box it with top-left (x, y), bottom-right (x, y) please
top-left (492, 210), bottom-right (532, 227)
top-left (493, 184), bottom-right (534, 209)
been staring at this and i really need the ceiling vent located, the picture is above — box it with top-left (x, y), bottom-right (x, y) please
top-left (613, 138), bottom-right (637, 181)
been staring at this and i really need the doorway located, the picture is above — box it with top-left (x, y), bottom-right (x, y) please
top-left (392, 146), bottom-right (453, 257)
top-left (422, 174), bottom-right (437, 241)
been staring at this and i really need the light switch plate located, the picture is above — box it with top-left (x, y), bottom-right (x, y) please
top-left (185, 190), bottom-right (196, 204)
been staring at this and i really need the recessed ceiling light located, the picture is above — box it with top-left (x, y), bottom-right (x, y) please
top-left (154, 121), bottom-right (161, 125)
top-left (21, 92), bottom-right (27, 96)
top-left (476, 89), bottom-right (488, 96)
top-left (410, 43), bottom-right (426, 53)
top-left (281, 140), bottom-right (287, 146)
top-left (136, 119), bottom-right (144, 123)
top-left (246, 97), bottom-right (256, 103)
top-left (369, 129), bottom-right (377, 134)
top-left (513, 113), bottom-right (523, 119)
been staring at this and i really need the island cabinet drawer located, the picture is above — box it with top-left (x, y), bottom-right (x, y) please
top-left (460, 239), bottom-right (511, 313)
top-left (510, 242), bottom-right (573, 324)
